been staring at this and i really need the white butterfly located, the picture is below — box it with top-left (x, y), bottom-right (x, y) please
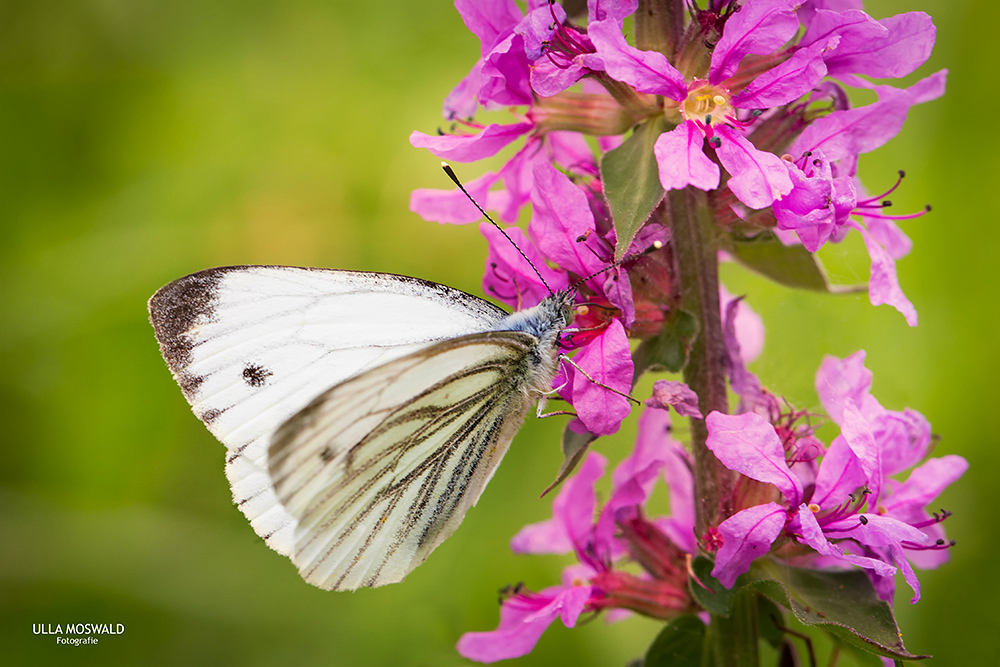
top-left (149, 265), bottom-right (575, 590)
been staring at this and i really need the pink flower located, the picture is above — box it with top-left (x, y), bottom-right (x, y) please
top-left (703, 353), bottom-right (966, 603)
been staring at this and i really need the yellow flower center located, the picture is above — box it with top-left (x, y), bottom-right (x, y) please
top-left (681, 83), bottom-right (734, 127)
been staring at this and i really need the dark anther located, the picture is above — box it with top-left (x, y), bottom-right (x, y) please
top-left (709, 136), bottom-right (722, 148)
top-left (752, 109), bottom-right (764, 117)
top-left (936, 539), bottom-right (946, 545)
top-left (813, 158), bottom-right (822, 166)
top-left (803, 151), bottom-right (813, 157)
top-left (859, 515), bottom-right (869, 525)
top-left (705, 114), bottom-right (713, 125)
top-left (898, 169), bottom-right (906, 178)
top-left (925, 204), bottom-right (933, 212)
top-left (576, 234), bottom-right (587, 242)
top-left (882, 200), bottom-right (893, 207)
top-left (436, 127), bottom-right (445, 136)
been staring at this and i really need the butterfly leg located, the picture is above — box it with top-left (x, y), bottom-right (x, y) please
top-left (558, 355), bottom-right (642, 405)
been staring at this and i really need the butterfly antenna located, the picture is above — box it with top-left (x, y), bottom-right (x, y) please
top-left (441, 162), bottom-right (555, 297)
top-left (568, 240), bottom-right (663, 293)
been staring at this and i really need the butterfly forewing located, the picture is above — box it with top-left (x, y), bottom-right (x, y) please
top-left (148, 266), bottom-right (508, 554)
top-left (269, 332), bottom-right (539, 590)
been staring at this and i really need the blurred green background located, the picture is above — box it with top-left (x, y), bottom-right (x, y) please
top-left (0, 0), bottom-right (994, 664)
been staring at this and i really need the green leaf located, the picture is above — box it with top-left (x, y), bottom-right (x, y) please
top-left (756, 595), bottom-right (786, 650)
top-left (752, 560), bottom-right (929, 661)
top-left (644, 615), bottom-right (705, 667)
top-left (725, 231), bottom-right (853, 292)
top-left (688, 556), bottom-right (738, 616)
top-left (601, 116), bottom-right (668, 260)
top-left (633, 308), bottom-right (699, 377)
top-left (540, 422), bottom-right (597, 497)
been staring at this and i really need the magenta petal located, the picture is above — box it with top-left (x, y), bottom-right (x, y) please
top-left (864, 217), bottom-right (912, 261)
top-left (528, 162), bottom-right (606, 280)
top-left (409, 122), bottom-right (533, 162)
top-left (444, 62), bottom-right (487, 120)
top-left (792, 71), bottom-right (946, 162)
top-left (840, 401), bottom-right (882, 503)
top-left (410, 171), bottom-right (502, 224)
top-left (857, 223), bottom-right (918, 326)
top-left (557, 452), bottom-right (608, 550)
top-left (654, 122), bottom-right (721, 192)
top-left (882, 455), bottom-right (969, 516)
top-left (715, 127), bottom-right (793, 209)
top-left (811, 434), bottom-right (867, 508)
top-left (457, 587), bottom-right (570, 663)
top-left (530, 57), bottom-right (588, 97)
top-left (705, 411), bottom-right (804, 506)
top-left (809, 10), bottom-right (936, 79)
top-left (480, 222), bottom-right (569, 310)
top-left (646, 380), bottom-right (703, 419)
top-left (720, 285), bottom-right (765, 364)
top-left (709, 0), bottom-right (801, 83)
top-left (712, 502), bottom-right (786, 588)
top-left (619, 407), bottom-right (674, 491)
top-left (588, 0), bottom-right (638, 23)
top-left (568, 320), bottom-right (634, 436)
top-left (731, 37), bottom-right (832, 109)
top-left (873, 406), bottom-right (932, 476)
top-left (792, 507), bottom-right (897, 577)
top-left (455, 0), bottom-right (522, 57)
top-left (587, 19), bottom-right (687, 100)
top-left (815, 351), bottom-right (872, 425)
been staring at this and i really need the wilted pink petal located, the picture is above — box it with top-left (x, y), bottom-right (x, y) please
top-left (646, 380), bottom-right (703, 419)
top-left (856, 223), bottom-right (918, 326)
top-left (706, 412), bottom-right (803, 506)
top-left (654, 122), bottom-right (721, 192)
top-left (709, 0), bottom-right (801, 84)
top-left (715, 126), bottom-right (793, 209)
top-left (712, 502), bottom-right (786, 587)
top-left (409, 122), bottom-right (533, 162)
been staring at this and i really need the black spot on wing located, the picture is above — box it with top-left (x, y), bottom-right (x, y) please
top-left (148, 267), bottom-right (234, 377)
top-left (200, 407), bottom-right (223, 424)
top-left (242, 363), bottom-right (272, 387)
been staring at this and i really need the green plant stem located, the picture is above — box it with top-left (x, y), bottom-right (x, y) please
top-left (666, 187), bottom-right (733, 536)
top-left (706, 590), bottom-right (760, 667)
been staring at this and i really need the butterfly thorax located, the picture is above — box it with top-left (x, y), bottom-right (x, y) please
top-left (493, 291), bottom-right (574, 394)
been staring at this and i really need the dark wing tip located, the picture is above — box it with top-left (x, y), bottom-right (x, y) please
top-left (148, 267), bottom-right (239, 374)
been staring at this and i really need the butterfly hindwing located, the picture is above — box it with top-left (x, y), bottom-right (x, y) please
top-left (269, 332), bottom-right (538, 590)
top-left (148, 266), bottom-right (509, 554)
